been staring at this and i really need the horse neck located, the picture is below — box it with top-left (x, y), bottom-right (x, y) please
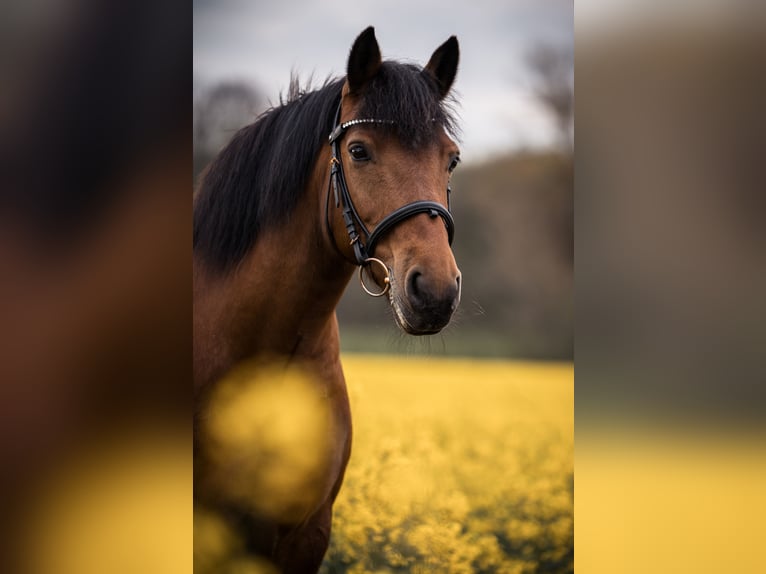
top-left (193, 149), bottom-right (354, 387)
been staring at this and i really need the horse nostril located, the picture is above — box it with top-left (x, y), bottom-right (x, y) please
top-left (407, 270), bottom-right (424, 306)
top-left (406, 269), bottom-right (460, 316)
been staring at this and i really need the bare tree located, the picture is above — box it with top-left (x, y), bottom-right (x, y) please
top-left (194, 80), bottom-right (264, 177)
top-left (527, 44), bottom-right (573, 151)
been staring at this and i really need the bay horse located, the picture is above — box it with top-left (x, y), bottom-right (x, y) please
top-left (193, 27), bottom-right (461, 573)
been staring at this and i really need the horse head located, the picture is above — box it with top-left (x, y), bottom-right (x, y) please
top-left (327, 27), bottom-right (462, 335)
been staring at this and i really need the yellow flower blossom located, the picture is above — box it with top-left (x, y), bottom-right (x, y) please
top-left (321, 355), bottom-right (573, 574)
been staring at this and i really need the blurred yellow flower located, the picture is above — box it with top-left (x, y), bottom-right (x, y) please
top-left (202, 360), bottom-right (333, 523)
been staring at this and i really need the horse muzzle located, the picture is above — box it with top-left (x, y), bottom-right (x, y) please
top-left (391, 267), bottom-right (461, 335)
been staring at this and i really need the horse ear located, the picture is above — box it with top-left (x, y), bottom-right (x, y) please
top-left (424, 36), bottom-right (459, 99)
top-left (347, 26), bottom-right (382, 93)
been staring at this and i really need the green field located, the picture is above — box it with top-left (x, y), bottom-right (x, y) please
top-left (321, 355), bottom-right (573, 574)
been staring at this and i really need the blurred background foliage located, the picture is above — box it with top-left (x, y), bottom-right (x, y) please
top-left (193, 43), bottom-right (572, 360)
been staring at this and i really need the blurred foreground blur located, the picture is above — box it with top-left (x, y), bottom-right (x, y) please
top-left (7, 0), bottom-right (766, 571)
top-left (1, 2), bottom-right (190, 572)
top-left (18, 426), bottom-right (191, 574)
top-left (576, 3), bottom-right (766, 572)
top-left (194, 361), bottom-right (336, 573)
top-left (577, 9), bottom-right (765, 427)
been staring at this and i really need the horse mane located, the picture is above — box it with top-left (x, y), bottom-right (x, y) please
top-left (193, 61), bottom-right (459, 272)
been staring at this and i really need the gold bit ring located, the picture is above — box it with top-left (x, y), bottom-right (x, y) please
top-left (359, 257), bottom-right (390, 297)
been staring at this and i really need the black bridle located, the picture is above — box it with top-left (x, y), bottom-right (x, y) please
top-left (325, 101), bottom-right (455, 295)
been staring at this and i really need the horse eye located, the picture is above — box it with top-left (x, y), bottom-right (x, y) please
top-left (448, 156), bottom-right (461, 173)
top-left (348, 144), bottom-right (370, 162)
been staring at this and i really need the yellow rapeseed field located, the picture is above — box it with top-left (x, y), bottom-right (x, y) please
top-left (193, 354), bottom-right (572, 573)
top-left (321, 355), bottom-right (573, 574)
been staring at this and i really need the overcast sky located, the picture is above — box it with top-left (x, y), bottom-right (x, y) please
top-left (194, 0), bottom-right (573, 161)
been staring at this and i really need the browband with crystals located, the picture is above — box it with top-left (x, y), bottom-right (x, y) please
top-left (328, 118), bottom-right (396, 144)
